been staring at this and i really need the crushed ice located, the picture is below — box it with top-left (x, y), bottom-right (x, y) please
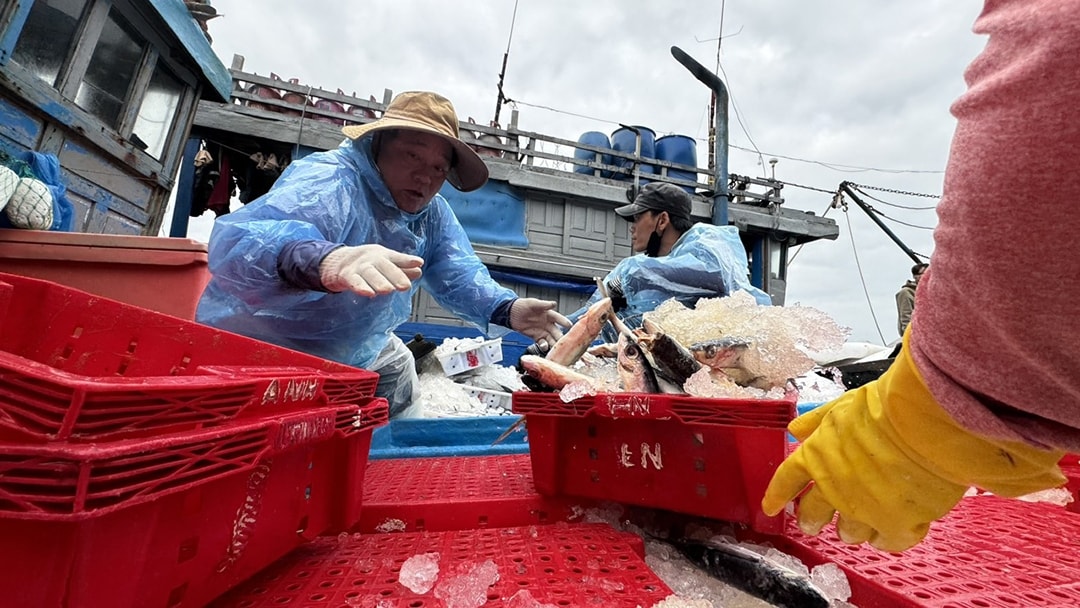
top-left (398, 552), bottom-right (440, 594)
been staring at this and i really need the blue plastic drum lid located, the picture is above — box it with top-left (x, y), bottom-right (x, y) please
top-left (573, 131), bottom-right (613, 176)
top-left (610, 126), bottom-right (656, 180)
top-left (655, 134), bottom-right (699, 193)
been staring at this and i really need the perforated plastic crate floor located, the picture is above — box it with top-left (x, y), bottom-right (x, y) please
top-left (210, 523), bottom-right (672, 607)
top-left (772, 494), bottom-right (1080, 608)
top-left (357, 455), bottom-right (594, 533)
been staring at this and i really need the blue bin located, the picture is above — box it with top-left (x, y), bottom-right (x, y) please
top-left (610, 126), bottom-right (656, 181)
top-left (788, 402), bottom-right (826, 442)
top-left (573, 131), bottom-right (613, 177)
top-left (655, 134), bottom-right (698, 193)
top-left (369, 416), bottom-right (529, 459)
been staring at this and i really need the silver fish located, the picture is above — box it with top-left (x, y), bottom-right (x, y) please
top-left (617, 332), bottom-right (660, 393)
top-left (673, 538), bottom-right (830, 608)
top-left (635, 319), bottom-right (702, 387)
top-left (689, 337), bottom-right (751, 370)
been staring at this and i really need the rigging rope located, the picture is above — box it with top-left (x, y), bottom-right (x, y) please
top-left (844, 211), bottom-right (889, 345)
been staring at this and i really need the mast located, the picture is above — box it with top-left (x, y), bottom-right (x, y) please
top-left (493, 0), bottom-right (520, 128)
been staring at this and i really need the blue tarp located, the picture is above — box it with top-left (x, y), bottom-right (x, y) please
top-left (440, 180), bottom-right (528, 248)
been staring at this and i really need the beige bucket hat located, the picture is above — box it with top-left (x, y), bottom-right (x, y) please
top-left (342, 91), bottom-right (489, 192)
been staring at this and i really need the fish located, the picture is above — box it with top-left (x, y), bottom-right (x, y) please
top-left (616, 332), bottom-right (660, 393)
top-left (545, 298), bottom-right (613, 366)
top-left (672, 538), bottom-right (830, 608)
top-left (606, 310), bottom-right (633, 338)
top-left (635, 319), bottom-right (702, 387)
top-left (520, 355), bottom-right (596, 390)
top-left (586, 342), bottom-right (620, 358)
top-left (491, 416), bottom-right (526, 446)
top-left (689, 337), bottom-right (751, 370)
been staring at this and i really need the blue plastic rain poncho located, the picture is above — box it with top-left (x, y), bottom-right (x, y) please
top-left (570, 223), bottom-right (772, 339)
top-left (195, 137), bottom-right (517, 371)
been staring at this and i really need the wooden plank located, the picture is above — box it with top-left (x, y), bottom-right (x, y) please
top-left (58, 139), bottom-right (153, 206)
top-left (473, 245), bottom-right (617, 280)
top-left (0, 95), bottom-right (43, 148)
top-left (194, 100), bottom-right (345, 149)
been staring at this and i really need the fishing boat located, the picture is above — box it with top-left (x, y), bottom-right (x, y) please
top-left (4, 4), bottom-right (1080, 608)
top-left (182, 51), bottom-right (839, 359)
top-left (0, 0), bottom-right (839, 362)
top-left (0, 0), bottom-right (230, 233)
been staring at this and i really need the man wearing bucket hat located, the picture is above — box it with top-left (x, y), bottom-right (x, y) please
top-left (564, 182), bottom-right (770, 343)
top-left (197, 91), bottom-right (569, 418)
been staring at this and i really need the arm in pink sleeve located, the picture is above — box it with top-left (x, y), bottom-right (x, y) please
top-left (911, 0), bottom-right (1080, 450)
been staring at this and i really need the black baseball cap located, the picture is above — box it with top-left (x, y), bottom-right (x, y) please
top-left (614, 182), bottom-right (692, 222)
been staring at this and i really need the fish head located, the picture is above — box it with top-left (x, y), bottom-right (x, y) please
top-left (617, 332), bottom-right (659, 392)
top-left (585, 297), bottom-right (614, 323)
top-left (641, 317), bottom-right (664, 335)
top-left (689, 337), bottom-right (751, 369)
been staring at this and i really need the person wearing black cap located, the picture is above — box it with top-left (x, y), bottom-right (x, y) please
top-left (565, 182), bottom-right (771, 342)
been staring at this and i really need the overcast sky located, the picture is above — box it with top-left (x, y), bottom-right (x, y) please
top-left (181, 0), bottom-right (988, 344)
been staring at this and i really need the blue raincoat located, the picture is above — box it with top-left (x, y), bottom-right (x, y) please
top-left (195, 137), bottom-right (517, 369)
top-left (570, 223), bottom-right (772, 339)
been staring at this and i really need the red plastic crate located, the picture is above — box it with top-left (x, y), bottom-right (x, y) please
top-left (358, 454), bottom-right (595, 533)
top-left (0, 399), bottom-right (388, 608)
top-left (210, 523), bottom-right (673, 607)
top-left (0, 229), bottom-right (211, 320)
top-left (0, 272), bottom-right (379, 441)
top-left (766, 495), bottom-right (1080, 608)
top-left (514, 390), bottom-right (796, 534)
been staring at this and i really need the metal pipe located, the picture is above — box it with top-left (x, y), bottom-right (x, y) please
top-left (839, 182), bottom-right (924, 264)
top-left (671, 46), bottom-right (728, 226)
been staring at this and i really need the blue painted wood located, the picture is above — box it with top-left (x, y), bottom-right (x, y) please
top-left (0, 97), bottom-right (43, 149)
top-left (0, 0), bottom-right (32, 66)
top-left (169, 137), bottom-right (200, 237)
top-left (147, 0), bottom-right (231, 101)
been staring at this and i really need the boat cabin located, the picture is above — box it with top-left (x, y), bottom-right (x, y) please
top-left (0, 0), bottom-right (229, 234)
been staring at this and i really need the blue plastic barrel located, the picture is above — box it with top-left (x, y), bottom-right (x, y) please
top-left (610, 126), bottom-right (656, 181)
top-left (573, 131), bottom-right (613, 176)
top-left (655, 135), bottom-right (698, 193)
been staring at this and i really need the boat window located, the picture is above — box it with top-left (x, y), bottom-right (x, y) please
top-left (132, 67), bottom-right (183, 159)
top-left (10, 0), bottom-right (87, 87)
top-left (74, 7), bottom-right (145, 128)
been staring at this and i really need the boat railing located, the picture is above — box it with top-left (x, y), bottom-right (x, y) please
top-left (222, 59), bottom-right (779, 207)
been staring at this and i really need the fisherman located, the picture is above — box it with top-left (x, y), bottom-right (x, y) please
top-left (563, 182), bottom-right (771, 344)
top-left (196, 91), bottom-right (569, 418)
top-left (763, 0), bottom-right (1080, 552)
top-left (895, 262), bottom-right (927, 336)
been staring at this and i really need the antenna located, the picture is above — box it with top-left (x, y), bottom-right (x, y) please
top-left (493, 0), bottom-right (520, 127)
top-left (707, 0), bottom-right (727, 181)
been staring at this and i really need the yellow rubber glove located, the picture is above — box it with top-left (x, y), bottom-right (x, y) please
top-left (763, 328), bottom-right (1066, 552)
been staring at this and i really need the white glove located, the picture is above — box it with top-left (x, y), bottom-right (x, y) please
top-left (509, 298), bottom-right (571, 345)
top-left (319, 244), bottom-right (424, 296)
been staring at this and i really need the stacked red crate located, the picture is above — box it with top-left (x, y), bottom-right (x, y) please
top-left (0, 273), bottom-right (388, 607)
